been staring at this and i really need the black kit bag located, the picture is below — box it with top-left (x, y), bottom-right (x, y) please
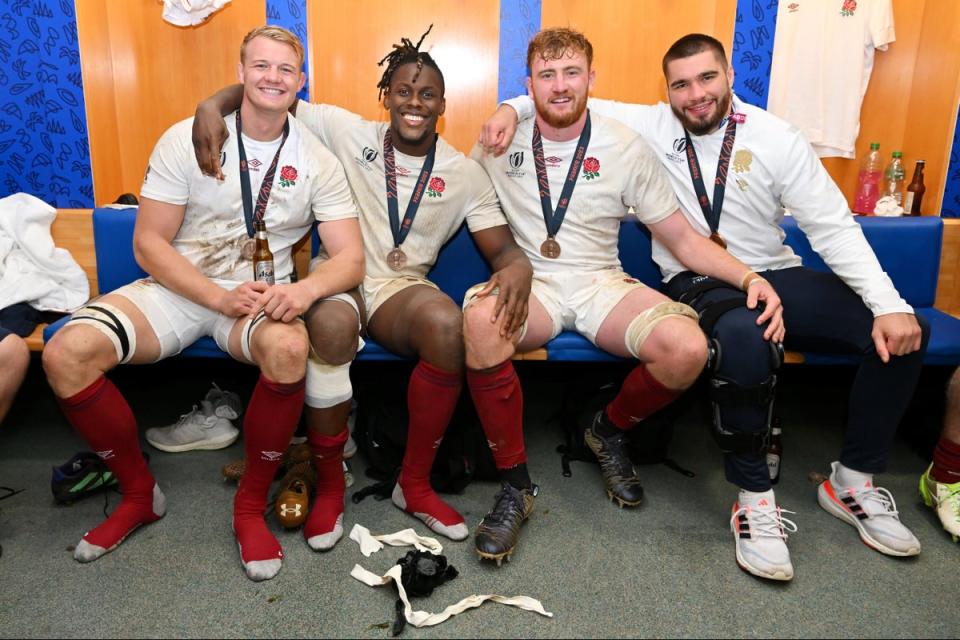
top-left (351, 368), bottom-right (497, 505)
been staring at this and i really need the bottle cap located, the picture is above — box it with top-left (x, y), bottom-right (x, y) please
top-left (916, 159), bottom-right (925, 164)
top-left (869, 142), bottom-right (879, 150)
top-left (892, 151), bottom-right (902, 158)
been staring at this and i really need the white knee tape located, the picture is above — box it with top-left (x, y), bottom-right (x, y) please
top-left (305, 355), bottom-right (353, 409)
top-left (624, 301), bottom-right (698, 359)
top-left (67, 302), bottom-right (137, 364)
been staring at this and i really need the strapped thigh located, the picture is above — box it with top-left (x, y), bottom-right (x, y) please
top-left (623, 301), bottom-right (698, 359)
top-left (66, 302), bottom-right (137, 364)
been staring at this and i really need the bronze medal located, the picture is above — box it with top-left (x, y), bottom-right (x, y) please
top-left (709, 231), bottom-right (727, 250)
top-left (387, 247), bottom-right (407, 271)
top-left (241, 238), bottom-right (256, 261)
top-left (540, 237), bottom-right (561, 259)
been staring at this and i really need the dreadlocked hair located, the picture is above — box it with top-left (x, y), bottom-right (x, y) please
top-left (376, 24), bottom-right (444, 100)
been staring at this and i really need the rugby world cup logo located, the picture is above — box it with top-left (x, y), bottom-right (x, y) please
top-left (509, 152), bottom-right (524, 169)
top-left (363, 147), bottom-right (379, 163)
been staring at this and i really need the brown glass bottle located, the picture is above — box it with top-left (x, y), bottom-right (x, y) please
top-left (252, 219), bottom-right (275, 285)
top-left (903, 160), bottom-right (926, 217)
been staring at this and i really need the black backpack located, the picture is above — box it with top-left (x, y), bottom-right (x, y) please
top-left (351, 366), bottom-right (497, 504)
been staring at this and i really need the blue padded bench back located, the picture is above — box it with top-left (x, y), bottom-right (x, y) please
top-left (780, 216), bottom-right (942, 308)
top-left (93, 207), bottom-right (147, 291)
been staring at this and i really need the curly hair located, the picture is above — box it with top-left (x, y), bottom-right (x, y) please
top-left (527, 27), bottom-right (593, 72)
top-left (376, 24), bottom-right (445, 100)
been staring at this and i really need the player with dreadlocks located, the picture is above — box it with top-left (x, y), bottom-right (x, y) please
top-left (192, 27), bottom-right (540, 564)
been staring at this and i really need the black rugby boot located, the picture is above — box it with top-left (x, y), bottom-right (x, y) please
top-left (583, 411), bottom-right (644, 507)
top-left (474, 482), bottom-right (538, 566)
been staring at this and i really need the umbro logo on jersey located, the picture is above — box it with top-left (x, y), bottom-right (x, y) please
top-left (96, 450), bottom-right (115, 460)
top-left (247, 158), bottom-right (263, 170)
top-left (545, 155), bottom-right (562, 167)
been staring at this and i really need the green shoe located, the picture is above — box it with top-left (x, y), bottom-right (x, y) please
top-left (919, 464), bottom-right (960, 542)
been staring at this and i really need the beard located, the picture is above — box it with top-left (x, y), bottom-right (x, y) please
top-left (532, 88), bottom-right (588, 130)
top-left (672, 88), bottom-right (732, 136)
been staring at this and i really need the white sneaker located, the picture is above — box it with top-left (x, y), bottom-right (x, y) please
top-left (146, 384), bottom-right (241, 452)
top-left (817, 461), bottom-right (921, 556)
top-left (730, 499), bottom-right (797, 581)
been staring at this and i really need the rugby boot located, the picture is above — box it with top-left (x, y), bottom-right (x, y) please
top-left (474, 482), bottom-right (538, 566)
top-left (274, 461), bottom-right (316, 529)
top-left (583, 412), bottom-right (644, 507)
top-left (919, 463), bottom-right (960, 542)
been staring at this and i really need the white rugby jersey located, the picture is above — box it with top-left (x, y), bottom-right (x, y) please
top-left (294, 101), bottom-right (507, 280)
top-left (140, 111), bottom-right (357, 284)
top-left (472, 111), bottom-right (678, 276)
top-left (768, 0), bottom-right (894, 159)
top-left (502, 94), bottom-right (910, 315)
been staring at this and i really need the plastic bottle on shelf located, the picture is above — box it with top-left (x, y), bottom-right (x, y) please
top-left (882, 151), bottom-right (906, 207)
top-left (853, 142), bottom-right (882, 215)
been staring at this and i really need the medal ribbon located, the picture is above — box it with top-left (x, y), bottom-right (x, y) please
top-left (531, 111), bottom-right (591, 241)
top-left (236, 110), bottom-right (290, 237)
top-left (683, 111), bottom-right (739, 238)
top-left (383, 128), bottom-right (437, 250)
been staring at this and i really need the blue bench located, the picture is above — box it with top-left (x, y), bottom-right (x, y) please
top-left (44, 208), bottom-right (960, 366)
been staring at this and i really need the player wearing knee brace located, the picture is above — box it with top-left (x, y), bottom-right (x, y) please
top-left (192, 26), bottom-right (532, 554)
top-left (483, 32), bottom-right (926, 580)
top-left (465, 28), bottom-right (782, 565)
top-left (43, 26), bottom-right (363, 582)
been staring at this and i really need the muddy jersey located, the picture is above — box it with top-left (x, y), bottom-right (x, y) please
top-left (140, 111), bottom-right (357, 285)
top-left (294, 101), bottom-right (507, 280)
top-left (473, 111), bottom-right (678, 276)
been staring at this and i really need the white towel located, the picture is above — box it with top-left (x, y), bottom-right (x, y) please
top-left (0, 193), bottom-right (89, 312)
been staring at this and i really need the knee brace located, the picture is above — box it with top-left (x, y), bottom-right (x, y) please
top-left (678, 277), bottom-right (784, 455)
top-left (623, 301), bottom-right (698, 359)
top-left (66, 302), bottom-right (137, 364)
top-left (305, 354), bottom-right (353, 409)
top-left (707, 337), bottom-right (784, 455)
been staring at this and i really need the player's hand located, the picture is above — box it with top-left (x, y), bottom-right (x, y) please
top-left (218, 281), bottom-right (269, 317)
top-left (871, 313), bottom-right (923, 363)
top-left (192, 103), bottom-right (229, 180)
top-left (473, 262), bottom-right (532, 339)
top-left (478, 104), bottom-right (520, 157)
top-left (255, 282), bottom-right (314, 324)
top-left (745, 278), bottom-right (785, 343)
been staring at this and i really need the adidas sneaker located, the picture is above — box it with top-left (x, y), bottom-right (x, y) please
top-left (146, 383), bottom-right (242, 453)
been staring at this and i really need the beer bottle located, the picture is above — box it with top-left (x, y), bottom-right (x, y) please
top-left (252, 219), bottom-right (275, 285)
top-left (904, 160), bottom-right (926, 217)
